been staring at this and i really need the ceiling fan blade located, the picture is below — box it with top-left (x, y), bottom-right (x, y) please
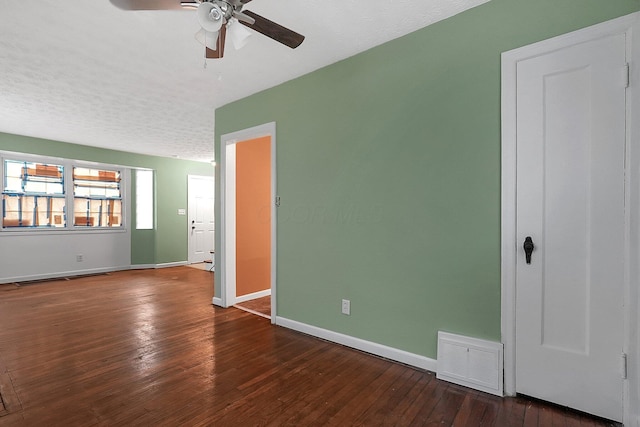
top-left (109, 0), bottom-right (195, 10)
top-left (232, 10), bottom-right (255, 25)
top-left (206, 24), bottom-right (226, 59)
top-left (239, 10), bottom-right (304, 49)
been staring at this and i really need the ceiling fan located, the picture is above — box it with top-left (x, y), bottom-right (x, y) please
top-left (109, 0), bottom-right (305, 59)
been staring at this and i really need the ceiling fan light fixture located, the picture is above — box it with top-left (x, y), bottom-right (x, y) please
top-left (195, 28), bottom-right (220, 51)
top-left (197, 2), bottom-right (224, 33)
top-left (228, 19), bottom-right (252, 50)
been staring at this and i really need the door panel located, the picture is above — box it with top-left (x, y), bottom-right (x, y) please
top-left (540, 66), bottom-right (591, 355)
top-left (188, 176), bottom-right (214, 264)
top-left (515, 33), bottom-right (626, 421)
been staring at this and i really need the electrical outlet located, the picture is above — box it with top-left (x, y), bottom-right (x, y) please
top-left (76, 254), bottom-right (83, 262)
top-left (341, 299), bottom-right (351, 315)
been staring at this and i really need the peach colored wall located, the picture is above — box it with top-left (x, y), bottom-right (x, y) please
top-left (236, 136), bottom-right (271, 297)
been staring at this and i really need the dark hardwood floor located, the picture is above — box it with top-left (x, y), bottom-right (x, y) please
top-left (235, 295), bottom-right (271, 319)
top-left (0, 267), bottom-right (619, 426)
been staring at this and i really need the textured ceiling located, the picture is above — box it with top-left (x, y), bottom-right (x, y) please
top-left (0, 0), bottom-right (489, 162)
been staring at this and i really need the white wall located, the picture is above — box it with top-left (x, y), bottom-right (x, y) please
top-left (0, 230), bottom-right (131, 283)
top-left (0, 169), bottom-right (132, 284)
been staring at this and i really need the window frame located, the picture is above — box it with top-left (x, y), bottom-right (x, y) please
top-left (72, 166), bottom-right (124, 229)
top-left (1, 152), bottom-right (128, 233)
top-left (2, 159), bottom-right (66, 228)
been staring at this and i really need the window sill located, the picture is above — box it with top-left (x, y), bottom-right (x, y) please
top-left (0, 227), bottom-right (128, 236)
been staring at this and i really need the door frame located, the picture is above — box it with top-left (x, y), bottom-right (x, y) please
top-left (187, 174), bottom-right (215, 264)
top-left (500, 12), bottom-right (640, 425)
top-left (217, 122), bottom-right (277, 322)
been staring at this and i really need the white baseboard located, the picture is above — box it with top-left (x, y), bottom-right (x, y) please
top-left (276, 317), bottom-right (437, 372)
top-left (130, 261), bottom-right (188, 270)
top-left (155, 261), bottom-right (188, 268)
top-left (129, 264), bottom-right (156, 270)
top-left (2, 262), bottom-right (194, 284)
top-left (212, 297), bottom-right (224, 307)
top-left (0, 266), bottom-right (128, 284)
top-left (235, 289), bottom-right (271, 304)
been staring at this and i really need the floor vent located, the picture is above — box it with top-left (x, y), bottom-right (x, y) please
top-left (436, 331), bottom-right (503, 396)
top-left (14, 272), bottom-right (109, 286)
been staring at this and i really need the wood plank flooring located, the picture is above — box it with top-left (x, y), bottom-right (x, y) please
top-left (235, 295), bottom-right (271, 319)
top-left (0, 267), bottom-right (620, 426)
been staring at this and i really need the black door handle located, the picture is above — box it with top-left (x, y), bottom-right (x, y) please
top-left (523, 236), bottom-right (534, 264)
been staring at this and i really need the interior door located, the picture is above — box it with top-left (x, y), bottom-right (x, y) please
top-left (515, 33), bottom-right (626, 421)
top-left (188, 175), bottom-right (215, 264)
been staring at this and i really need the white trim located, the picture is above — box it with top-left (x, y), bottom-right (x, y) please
top-left (0, 266), bottom-right (129, 284)
top-left (212, 296), bottom-right (223, 307)
top-left (270, 126), bottom-right (277, 324)
top-left (500, 40), bottom-right (518, 397)
top-left (501, 12), bottom-right (640, 424)
top-left (4, 262), bottom-right (191, 283)
top-left (0, 149), bottom-right (134, 175)
top-left (3, 261), bottom-right (198, 284)
top-left (218, 122), bottom-right (277, 322)
top-left (221, 143), bottom-right (236, 307)
top-left (628, 14), bottom-right (640, 427)
top-left (153, 261), bottom-right (189, 268)
top-left (129, 261), bottom-right (189, 269)
top-left (129, 264), bottom-right (156, 270)
top-left (276, 317), bottom-right (438, 372)
top-left (234, 288), bottom-right (271, 304)
top-left (0, 227), bottom-right (128, 236)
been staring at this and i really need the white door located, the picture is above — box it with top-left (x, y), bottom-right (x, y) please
top-left (188, 175), bottom-right (215, 264)
top-left (515, 33), bottom-right (626, 421)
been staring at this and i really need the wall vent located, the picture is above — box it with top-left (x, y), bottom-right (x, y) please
top-left (436, 331), bottom-right (504, 396)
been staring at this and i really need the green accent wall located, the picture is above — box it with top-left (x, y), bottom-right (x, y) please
top-left (215, 0), bottom-right (640, 359)
top-left (0, 132), bottom-right (213, 265)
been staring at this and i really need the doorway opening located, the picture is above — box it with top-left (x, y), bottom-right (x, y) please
top-left (187, 175), bottom-right (215, 265)
top-left (217, 122), bottom-right (277, 323)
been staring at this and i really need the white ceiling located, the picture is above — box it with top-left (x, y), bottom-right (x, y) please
top-left (0, 0), bottom-right (488, 162)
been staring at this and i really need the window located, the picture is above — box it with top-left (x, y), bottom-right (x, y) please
top-left (73, 167), bottom-right (122, 228)
top-left (135, 169), bottom-right (153, 230)
top-left (1, 155), bottom-right (127, 231)
top-left (2, 160), bottom-right (66, 228)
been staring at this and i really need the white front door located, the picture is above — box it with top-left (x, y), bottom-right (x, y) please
top-left (188, 175), bottom-right (215, 264)
top-left (515, 33), bottom-right (626, 421)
